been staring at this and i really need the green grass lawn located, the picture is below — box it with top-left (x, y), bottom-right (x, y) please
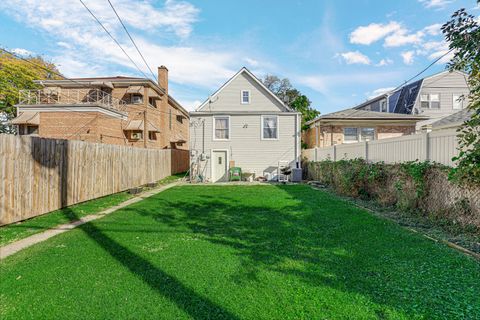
top-left (1, 185), bottom-right (479, 319)
top-left (0, 173), bottom-right (185, 246)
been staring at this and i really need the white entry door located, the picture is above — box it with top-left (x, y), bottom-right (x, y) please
top-left (212, 150), bottom-right (228, 182)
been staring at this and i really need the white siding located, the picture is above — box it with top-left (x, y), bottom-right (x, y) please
top-left (198, 72), bottom-right (288, 112)
top-left (415, 71), bottom-right (470, 122)
top-left (191, 113), bottom-right (299, 181)
top-left (302, 129), bottom-right (459, 167)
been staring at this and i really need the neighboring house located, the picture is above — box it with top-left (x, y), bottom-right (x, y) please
top-left (189, 67), bottom-right (301, 182)
top-left (303, 109), bottom-right (426, 148)
top-left (430, 108), bottom-right (473, 131)
top-left (11, 66), bottom-right (189, 149)
top-left (354, 70), bottom-right (470, 129)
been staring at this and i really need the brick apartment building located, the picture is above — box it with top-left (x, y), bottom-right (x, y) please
top-left (11, 66), bottom-right (189, 149)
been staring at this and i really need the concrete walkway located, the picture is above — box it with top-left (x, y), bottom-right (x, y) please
top-left (0, 181), bottom-right (183, 260)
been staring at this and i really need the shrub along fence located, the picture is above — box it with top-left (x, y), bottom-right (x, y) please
top-left (305, 159), bottom-right (480, 233)
top-left (0, 134), bottom-right (189, 226)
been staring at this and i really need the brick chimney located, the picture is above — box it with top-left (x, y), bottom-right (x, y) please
top-left (157, 66), bottom-right (168, 95)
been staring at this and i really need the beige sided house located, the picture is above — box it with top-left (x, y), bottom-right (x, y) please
top-left (303, 109), bottom-right (426, 148)
top-left (190, 67), bottom-right (301, 182)
top-left (11, 66), bottom-right (189, 150)
top-left (354, 70), bottom-right (470, 130)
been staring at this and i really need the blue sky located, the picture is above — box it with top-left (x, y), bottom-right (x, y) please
top-left (0, 0), bottom-right (478, 113)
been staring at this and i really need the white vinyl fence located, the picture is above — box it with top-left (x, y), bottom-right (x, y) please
top-left (302, 129), bottom-right (459, 166)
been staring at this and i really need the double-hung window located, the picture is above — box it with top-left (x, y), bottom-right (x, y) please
top-left (241, 90), bottom-right (250, 104)
top-left (262, 115), bottom-right (278, 139)
top-left (360, 128), bottom-right (375, 141)
top-left (343, 127), bottom-right (358, 143)
top-left (214, 116), bottom-right (230, 140)
top-left (452, 94), bottom-right (465, 110)
top-left (420, 94), bottom-right (440, 109)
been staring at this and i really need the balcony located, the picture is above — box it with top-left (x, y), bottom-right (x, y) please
top-left (17, 88), bottom-right (127, 116)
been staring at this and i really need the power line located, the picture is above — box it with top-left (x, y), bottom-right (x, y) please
top-left (390, 48), bottom-right (455, 92)
top-left (78, 0), bottom-right (152, 81)
top-left (2, 47), bottom-right (187, 141)
top-left (0, 47), bottom-right (84, 86)
top-left (106, 0), bottom-right (156, 81)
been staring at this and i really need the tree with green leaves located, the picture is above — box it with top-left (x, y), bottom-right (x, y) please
top-left (0, 51), bottom-right (61, 133)
top-left (262, 74), bottom-right (320, 131)
top-left (442, 2), bottom-right (480, 184)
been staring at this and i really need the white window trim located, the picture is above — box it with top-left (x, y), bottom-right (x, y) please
top-left (212, 115), bottom-right (231, 141)
top-left (343, 127), bottom-right (376, 143)
top-left (343, 127), bottom-right (359, 144)
top-left (420, 93), bottom-right (441, 109)
top-left (452, 93), bottom-right (464, 110)
top-left (261, 115), bottom-right (279, 140)
top-left (241, 90), bottom-right (251, 104)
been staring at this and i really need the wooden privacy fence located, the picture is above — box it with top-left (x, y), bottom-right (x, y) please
top-left (0, 134), bottom-right (189, 226)
top-left (302, 129), bottom-right (459, 166)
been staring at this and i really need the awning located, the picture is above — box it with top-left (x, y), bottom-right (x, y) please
top-left (91, 81), bottom-right (114, 89)
top-left (42, 87), bottom-right (59, 94)
top-left (147, 88), bottom-right (161, 99)
top-left (124, 120), bottom-right (160, 132)
top-left (11, 112), bottom-right (40, 125)
top-left (126, 86), bottom-right (143, 94)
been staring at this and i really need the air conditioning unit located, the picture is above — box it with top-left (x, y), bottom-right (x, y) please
top-left (131, 132), bottom-right (142, 140)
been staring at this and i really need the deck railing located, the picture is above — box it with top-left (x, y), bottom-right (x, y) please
top-left (18, 88), bottom-right (126, 113)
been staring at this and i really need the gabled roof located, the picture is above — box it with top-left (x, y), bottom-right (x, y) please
top-left (306, 108), bottom-right (427, 125)
top-left (195, 67), bottom-right (293, 112)
top-left (431, 109), bottom-right (473, 130)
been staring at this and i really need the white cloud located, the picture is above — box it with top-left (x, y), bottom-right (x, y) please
top-left (0, 0), bottom-right (237, 88)
top-left (243, 57), bottom-right (259, 67)
top-left (419, 0), bottom-right (452, 9)
top-left (429, 49), bottom-right (454, 63)
top-left (376, 58), bottom-right (393, 66)
top-left (11, 48), bottom-right (33, 56)
top-left (423, 23), bottom-right (443, 35)
top-left (177, 99), bottom-right (201, 111)
top-left (350, 21), bottom-right (402, 45)
top-left (384, 30), bottom-right (424, 47)
top-left (367, 87), bottom-right (395, 99)
top-left (338, 51), bottom-right (371, 65)
top-left (401, 51), bottom-right (415, 65)
top-left (295, 71), bottom-right (402, 96)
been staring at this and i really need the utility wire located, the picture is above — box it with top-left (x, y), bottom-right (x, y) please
top-left (0, 47), bottom-right (85, 86)
top-left (390, 48), bottom-right (455, 92)
top-left (106, 0), bottom-right (156, 81)
top-left (78, 0), bottom-right (152, 81)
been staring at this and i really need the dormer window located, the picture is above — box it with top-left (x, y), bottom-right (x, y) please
top-left (241, 90), bottom-right (250, 104)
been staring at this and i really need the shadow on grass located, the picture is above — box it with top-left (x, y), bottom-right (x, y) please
top-left (29, 137), bottom-right (238, 320)
top-left (127, 184), bottom-right (479, 318)
top-left (62, 205), bottom-right (240, 320)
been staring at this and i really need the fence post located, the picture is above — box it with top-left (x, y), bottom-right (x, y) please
top-left (364, 141), bottom-right (368, 162)
top-left (333, 145), bottom-right (337, 161)
top-left (314, 148), bottom-right (318, 162)
top-left (423, 132), bottom-right (430, 161)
